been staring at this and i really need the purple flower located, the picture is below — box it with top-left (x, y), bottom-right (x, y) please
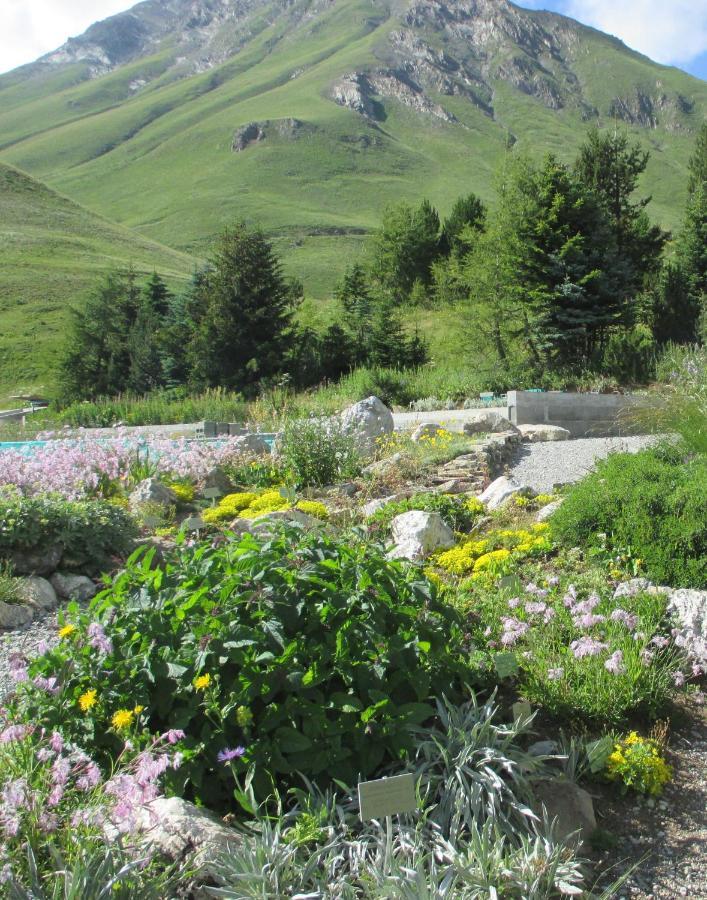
top-left (650, 635), bottom-right (670, 649)
top-left (32, 675), bottom-right (59, 694)
top-left (604, 650), bottom-right (626, 675)
top-left (547, 667), bottom-right (564, 681)
top-left (525, 601), bottom-right (547, 615)
top-left (672, 670), bottom-right (686, 687)
top-left (570, 637), bottom-right (609, 659)
top-left (0, 725), bottom-right (31, 745)
top-left (610, 609), bottom-right (638, 630)
top-left (161, 729), bottom-right (185, 745)
top-left (547, 576), bottom-right (560, 587)
top-left (499, 617), bottom-right (530, 647)
top-left (507, 597), bottom-right (520, 609)
top-left (572, 613), bottom-right (606, 629)
top-left (49, 732), bottom-right (64, 754)
top-left (217, 746), bottom-right (246, 763)
top-left (87, 622), bottom-right (113, 655)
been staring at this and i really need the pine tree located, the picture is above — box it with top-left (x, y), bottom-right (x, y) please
top-left (575, 127), bottom-right (667, 296)
top-left (439, 193), bottom-right (486, 255)
top-left (335, 263), bottom-right (374, 359)
top-left (687, 122), bottom-right (707, 196)
top-left (59, 271), bottom-right (139, 400)
top-left (186, 224), bottom-right (295, 392)
top-left (369, 199), bottom-right (441, 300)
top-left (652, 263), bottom-right (701, 345)
top-left (369, 297), bottom-right (408, 368)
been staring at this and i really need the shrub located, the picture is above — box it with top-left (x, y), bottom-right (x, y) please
top-left (552, 448), bottom-right (707, 588)
top-left (21, 527), bottom-right (470, 812)
top-left (280, 418), bottom-right (361, 487)
top-left (368, 493), bottom-right (484, 534)
top-left (0, 492), bottom-right (138, 572)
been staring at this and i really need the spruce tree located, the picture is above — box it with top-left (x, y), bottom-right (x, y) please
top-left (186, 224), bottom-right (295, 392)
top-left (439, 192), bottom-right (486, 255)
top-left (369, 199), bottom-right (441, 300)
top-left (335, 263), bottom-right (374, 359)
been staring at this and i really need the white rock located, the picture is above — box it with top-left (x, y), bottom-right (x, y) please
top-left (411, 422), bottom-right (444, 443)
top-left (248, 509), bottom-right (326, 537)
top-left (0, 600), bottom-right (33, 629)
top-left (363, 495), bottom-right (405, 517)
top-left (462, 410), bottom-right (518, 435)
top-left (16, 576), bottom-right (58, 611)
top-left (340, 396), bottom-right (394, 454)
top-left (50, 573), bottom-right (98, 602)
top-left (536, 499), bottom-right (563, 522)
top-left (613, 578), bottom-right (654, 599)
top-left (107, 797), bottom-right (239, 885)
top-left (517, 424), bottom-right (571, 442)
top-left (388, 510), bottom-right (455, 561)
top-left (479, 476), bottom-right (528, 510)
top-left (667, 589), bottom-right (707, 665)
top-left (129, 478), bottom-right (178, 511)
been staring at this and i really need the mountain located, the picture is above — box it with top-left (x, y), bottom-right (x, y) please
top-left (0, 0), bottom-right (705, 391)
top-left (0, 163), bottom-right (195, 402)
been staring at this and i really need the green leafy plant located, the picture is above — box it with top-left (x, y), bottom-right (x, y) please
top-left (0, 493), bottom-right (138, 573)
top-left (552, 446), bottom-right (707, 588)
top-left (0, 560), bottom-right (20, 605)
top-left (22, 526), bottom-right (470, 812)
top-left (279, 418), bottom-right (361, 487)
top-left (604, 731), bottom-right (672, 795)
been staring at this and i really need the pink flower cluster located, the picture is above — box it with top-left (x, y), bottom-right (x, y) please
top-left (0, 434), bottom-right (254, 499)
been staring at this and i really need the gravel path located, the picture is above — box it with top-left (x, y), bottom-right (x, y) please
top-left (0, 609), bottom-right (60, 701)
top-left (507, 435), bottom-right (661, 493)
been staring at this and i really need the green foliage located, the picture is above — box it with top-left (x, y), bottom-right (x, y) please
top-left (369, 200), bottom-right (442, 300)
top-left (652, 262), bottom-right (702, 346)
top-left (439, 192), bottom-right (486, 255)
top-left (367, 492), bottom-right (485, 534)
top-left (0, 560), bottom-right (20, 604)
top-left (279, 418), bottom-right (361, 487)
top-left (552, 448), bottom-right (707, 588)
top-left (652, 344), bottom-right (707, 455)
top-left (24, 527), bottom-right (470, 810)
top-left (185, 224), bottom-right (296, 394)
top-left (601, 325), bottom-right (656, 384)
top-left (0, 493), bottom-right (137, 572)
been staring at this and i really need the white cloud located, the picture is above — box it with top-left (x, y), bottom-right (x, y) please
top-left (0, 0), bottom-right (133, 74)
top-left (565, 0), bottom-right (707, 66)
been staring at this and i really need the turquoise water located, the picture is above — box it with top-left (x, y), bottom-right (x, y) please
top-left (0, 440), bottom-right (48, 454)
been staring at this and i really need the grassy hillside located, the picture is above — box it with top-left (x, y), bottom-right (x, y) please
top-left (0, 0), bottom-right (704, 303)
top-left (0, 163), bottom-right (195, 403)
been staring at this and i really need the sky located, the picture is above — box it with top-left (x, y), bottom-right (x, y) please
top-left (0, 0), bottom-right (706, 79)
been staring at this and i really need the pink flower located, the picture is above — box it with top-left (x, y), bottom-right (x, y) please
top-left (217, 746), bottom-right (246, 763)
top-left (610, 609), bottom-right (638, 630)
top-left (672, 671), bottom-right (686, 687)
top-left (604, 650), bottom-right (626, 675)
top-left (570, 637), bottom-right (609, 659)
top-left (0, 725), bottom-right (31, 744)
top-left (87, 622), bottom-right (113, 655)
top-left (499, 617), bottom-right (530, 647)
top-left (161, 729), bottom-right (185, 745)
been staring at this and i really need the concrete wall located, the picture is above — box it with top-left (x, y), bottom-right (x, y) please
top-left (506, 391), bottom-right (652, 438)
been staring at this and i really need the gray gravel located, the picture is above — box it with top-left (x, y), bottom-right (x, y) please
top-left (0, 609), bottom-right (60, 702)
top-left (507, 435), bottom-right (661, 493)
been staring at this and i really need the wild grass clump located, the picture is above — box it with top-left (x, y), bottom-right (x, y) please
top-left (279, 417), bottom-right (361, 486)
top-left (651, 343), bottom-right (707, 455)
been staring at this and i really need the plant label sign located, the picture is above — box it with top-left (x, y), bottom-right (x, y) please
top-left (203, 487), bottom-right (222, 500)
top-left (182, 517), bottom-right (205, 531)
top-left (358, 773), bottom-right (416, 821)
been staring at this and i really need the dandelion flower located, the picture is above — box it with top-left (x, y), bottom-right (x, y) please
top-left (58, 624), bottom-right (77, 639)
top-left (193, 673), bottom-right (211, 691)
top-left (111, 709), bottom-right (135, 730)
top-left (78, 689), bottom-right (98, 712)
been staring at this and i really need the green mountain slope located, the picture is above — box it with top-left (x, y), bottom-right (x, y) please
top-left (0, 0), bottom-right (705, 395)
top-left (0, 163), bottom-right (195, 400)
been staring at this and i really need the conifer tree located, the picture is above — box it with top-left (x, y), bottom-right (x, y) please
top-left (439, 193), bottom-right (486, 255)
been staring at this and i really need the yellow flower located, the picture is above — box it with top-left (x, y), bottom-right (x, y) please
top-left (78, 689), bottom-right (97, 712)
top-left (194, 673), bottom-right (211, 691)
top-left (133, 705), bottom-right (145, 715)
top-left (111, 709), bottom-right (135, 730)
top-left (59, 624), bottom-right (77, 639)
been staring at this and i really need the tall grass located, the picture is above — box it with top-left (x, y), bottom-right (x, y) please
top-left (650, 344), bottom-right (707, 455)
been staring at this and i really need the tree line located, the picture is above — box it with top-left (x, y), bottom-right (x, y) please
top-left (60, 123), bottom-right (706, 401)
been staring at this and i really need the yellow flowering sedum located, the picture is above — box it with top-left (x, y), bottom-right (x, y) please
top-left (473, 548), bottom-right (511, 572)
top-left (295, 500), bottom-right (329, 520)
top-left (605, 732), bottom-right (672, 795)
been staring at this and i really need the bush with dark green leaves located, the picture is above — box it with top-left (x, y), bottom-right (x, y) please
top-left (22, 526), bottom-right (470, 812)
top-left (552, 447), bottom-right (707, 588)
top-left (0, 492), bottom-right (138, 572)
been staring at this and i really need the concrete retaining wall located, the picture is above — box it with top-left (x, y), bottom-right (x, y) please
top-left (506, 391), bottom-right (651, 438)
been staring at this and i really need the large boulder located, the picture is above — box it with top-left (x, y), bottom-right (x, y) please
top-left (462, 410), bottom-right (518, 436)
top-left (411, 422), bottom-right (444, 443)
top-left (479, 476), bottom-right (529, 510)
top-left (340, 396), bottom-right (394, 455)
top-left (15, 576), bottom-right (57, 612)
top-left (388, 510), bottom-right (455, 561)
top-left (530, 776), bottom-right (596, 845)
top-left (50, 573), bottom-right (98, 602)
top-left (8, 543), bottom-right (63, 576)
top-left (667, 589), bottom-right (707, 665)
top-left (517, 424), bottom-right (571, 443)
top-left (108, 797), bottom-right (240, 887)
top-left (0, 600), bottom-right (33, 629)
top-left (129, 478), bottom-right (178, 512)
top-left (232, 434), bottom-right (271, 456)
